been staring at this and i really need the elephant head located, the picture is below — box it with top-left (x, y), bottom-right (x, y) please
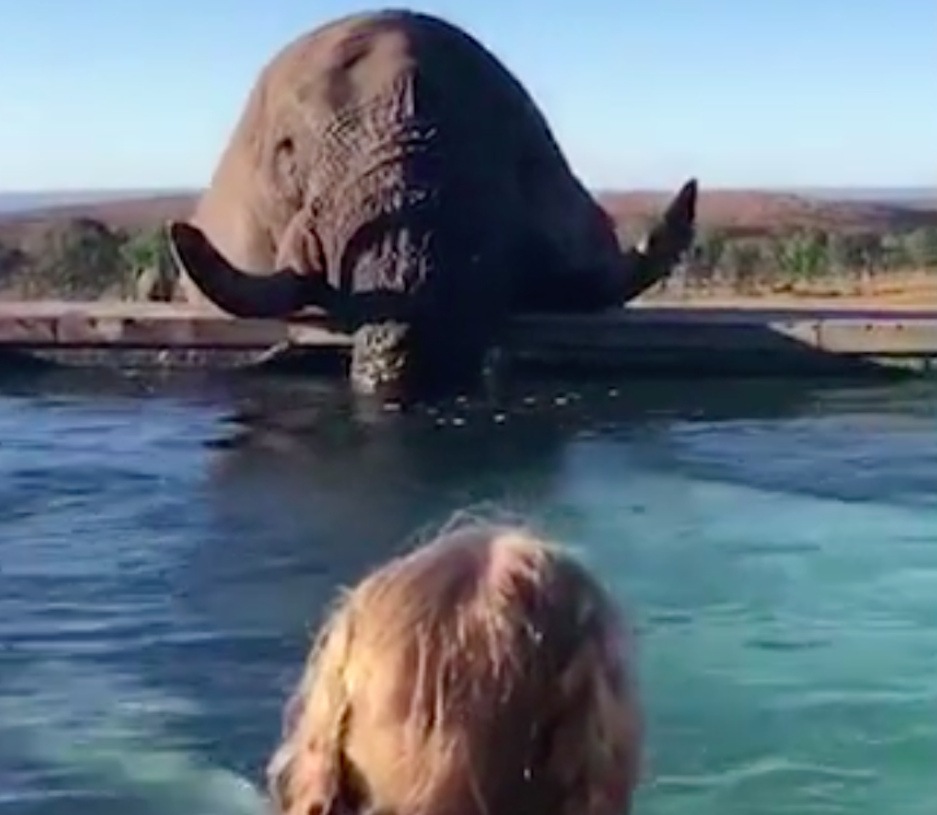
top-left (166, 194), bottom-right (517, 400)
top-left (162, 12), bottom-right (699, 402)
top-left (165, 178), bottom-right (698, 400)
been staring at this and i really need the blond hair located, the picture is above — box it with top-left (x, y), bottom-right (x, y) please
top-left (267, 517), bottom-right (642, 815)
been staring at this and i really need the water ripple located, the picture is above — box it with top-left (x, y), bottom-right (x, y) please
top-left (2, 375), bottom-right (937, 815)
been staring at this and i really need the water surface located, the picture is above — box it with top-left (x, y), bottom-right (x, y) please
top-left (1, 371), bottom-right (935, 815)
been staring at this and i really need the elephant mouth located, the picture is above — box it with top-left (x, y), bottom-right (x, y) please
top-left (332, 186), bottom-right (443, 298)
top-left (339, 217), bottom-right (429, 296)
top-left (348, 317), bottom-right (489, 402)
top-left (348, 321), bottom-right (410, 395)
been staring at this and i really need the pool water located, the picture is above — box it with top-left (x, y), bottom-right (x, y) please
top-left (1, 372), bottom-right (935, 815)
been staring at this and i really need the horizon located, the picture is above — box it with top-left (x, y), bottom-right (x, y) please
top-left (1, 0), bottom-right (935, 191)
top-left (3, 184), bottom-right (937, 219)
top-left (4, 184), bottom-right (937, 195)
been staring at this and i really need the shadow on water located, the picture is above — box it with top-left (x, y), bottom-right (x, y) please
top-left (147, 370), bottom-right (930, 667)
top-left (3, 369), bottom-right (935, 564)
top-left (8, 367), bottom-right (930, 631)
top-left (185, 369), bottom-right (937, 586)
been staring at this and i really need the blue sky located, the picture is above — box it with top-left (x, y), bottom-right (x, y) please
top-left (1, 0), bottom-right (934, 191)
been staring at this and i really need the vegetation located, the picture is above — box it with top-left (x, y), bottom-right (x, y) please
top-left (0, 219), bottom-right (175, 300)
top-left (0, 194), bottom-right (936, 301)
top-left (626, 224), bottom-right (937, 299)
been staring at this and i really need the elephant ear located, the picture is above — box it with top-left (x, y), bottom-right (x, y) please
top-left (165, 219), bottom-right (337, 319)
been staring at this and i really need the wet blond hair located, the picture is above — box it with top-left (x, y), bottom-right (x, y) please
top-left (267, 516), bottom-right (642, 815)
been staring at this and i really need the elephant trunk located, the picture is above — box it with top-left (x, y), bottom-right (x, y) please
top-left (165, 222), bottom-right (335, 318)
top-left (618, 178), bottom-right (698, 303)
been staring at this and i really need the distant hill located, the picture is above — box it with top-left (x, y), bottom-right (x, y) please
top-left (784, 187), bottom-right (937, 212)
top-left (0, 189), bottom-right (198, 215)
top-left (0, 193), bottom-right (198, 239)
top-left (1, 186), bottom-right (935, 240)
top-left (780, 187), bottom-right (937, 205)
top-left (598, 189), bottom-right (937, 236)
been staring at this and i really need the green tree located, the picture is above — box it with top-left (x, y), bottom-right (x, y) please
top-left (826, 231), bottom-right (863, 277)
top-left (18, 217), bottom-right (125, 298)
top-left (120, 226), bottom-right (175, 300)
top-left (687, 228), bottom-right (727, 289)
top-left (120, 227), bottom-right (164, 271)
top-left (853, 232), bottom-right (884, 277)
top-left (0, 237), bottom-right (22, 268)
top-left (722, 238), bottom-right (764, 294)
top-left (772, 229), bottom-right (828, 283)
top-left (902, 227), bottom-right (937, 271)
top-left (0, 237), bottom-right (26, 289)
top-left (879, 232), bottom-right (909, 271)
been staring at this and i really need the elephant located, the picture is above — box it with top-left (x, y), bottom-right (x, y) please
top-left (165, 8), bottom-right (698, 401)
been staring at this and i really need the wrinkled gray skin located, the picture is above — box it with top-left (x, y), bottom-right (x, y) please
top-left (166, 8), bottom-right (698, 401)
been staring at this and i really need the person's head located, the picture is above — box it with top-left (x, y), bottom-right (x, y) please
top-left (267, 518), bottom-right (642, 815)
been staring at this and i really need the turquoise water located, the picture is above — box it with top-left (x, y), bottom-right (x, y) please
top-left (1, 372), bottom-right (935, 815)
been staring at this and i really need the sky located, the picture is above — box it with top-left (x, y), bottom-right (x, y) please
top-left (0, 0), bottom-right (934, 191)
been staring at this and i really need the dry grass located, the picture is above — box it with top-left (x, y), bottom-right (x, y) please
top-left (643, 270), bottom-right (937, 309)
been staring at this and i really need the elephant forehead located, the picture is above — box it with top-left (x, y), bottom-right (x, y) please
top-left (256, 13), bottom-right (538, 161)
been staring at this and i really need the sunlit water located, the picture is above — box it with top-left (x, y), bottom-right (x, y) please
top-left (1, 371), bottom-right (935, 815)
